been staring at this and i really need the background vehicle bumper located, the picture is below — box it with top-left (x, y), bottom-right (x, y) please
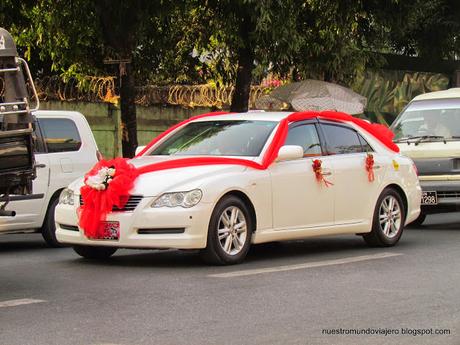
top-left (55, 199), bottom-right (213, 249)
top-left (420, 180), bottom-right (460, 213)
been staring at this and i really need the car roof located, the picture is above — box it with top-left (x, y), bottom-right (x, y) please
top-left (33, 110), bottom-right (84, 119)
top-left (191, 111), bottom-right (295, 122)
top-left (412, 88), bottom-right (460, 102)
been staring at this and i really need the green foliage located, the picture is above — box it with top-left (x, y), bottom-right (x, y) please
top-left (376, 0), bottom-right (460, 60)
top-left (1, 0), bottom-right (459, 113)
top-left (354, 70), bottom-right (450, 125)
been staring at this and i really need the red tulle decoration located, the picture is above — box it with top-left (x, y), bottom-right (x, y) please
top-left (312, 159), bottom-right (333, 187)
top-left (78, 110), bottom-right (397, 235)
top-left (366, 153), bottom-right (375, 182)
top-left (79, 158), bottom-right (139, 238)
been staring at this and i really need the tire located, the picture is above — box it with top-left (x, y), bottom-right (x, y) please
top-left (408, 213), bottom-right (426, 227)
top-left (363, 188), bottom-right (406, 247)
top-left (73, 245), bottom-right (117, 260)
top-left (200, 195), bottom-right (253, 265)
top-left (41, 197), bottom-right (63, 248)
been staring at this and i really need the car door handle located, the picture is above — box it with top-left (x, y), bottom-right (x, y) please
top-left (36, 163), bottom-right (47, 169)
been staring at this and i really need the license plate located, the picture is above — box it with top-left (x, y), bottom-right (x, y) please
top-left (421, 191), bottom-right (437, 205)
top-left (92, 221), bottom-right (120, 240)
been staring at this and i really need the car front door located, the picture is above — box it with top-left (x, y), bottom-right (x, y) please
top-left (270, 121), bottom-right (335, 230)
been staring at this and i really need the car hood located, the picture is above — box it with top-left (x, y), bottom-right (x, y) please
top-left (69, 156), bottom-right (254, 196)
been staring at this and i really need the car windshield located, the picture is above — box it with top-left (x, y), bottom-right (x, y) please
top-left (150, 120), bottom-right (277, 156)
top-left (391, 99), bottom-right (460, 141)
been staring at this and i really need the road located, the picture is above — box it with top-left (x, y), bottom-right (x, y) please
top-left (1, 214), bottom-right (460, 345)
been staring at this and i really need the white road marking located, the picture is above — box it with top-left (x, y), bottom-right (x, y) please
top-left (0, 298), bottom-right (46, 308)
top-left (209, 252), bottom-right (403, 278)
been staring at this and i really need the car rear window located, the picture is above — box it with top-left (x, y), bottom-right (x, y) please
top-left (322, 124), bottom-right (363, 154)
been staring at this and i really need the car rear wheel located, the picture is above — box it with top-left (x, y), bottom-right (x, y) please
top-left (41, 197), bottom-right (63, 248)
top-left (363, 188), bottom-right (406, 247)
top-left (73, 245), bottom-right (117, 259)
top-left (200, 195), bottom-right (253, 265)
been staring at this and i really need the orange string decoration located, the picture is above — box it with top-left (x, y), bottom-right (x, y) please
top-left (312, 159), bottom-right (333, 187)
top-left (366, 153), bottom-right (375, 182)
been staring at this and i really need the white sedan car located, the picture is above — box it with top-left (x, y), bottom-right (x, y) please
top-left (56, 112), bottom-right (421, 264)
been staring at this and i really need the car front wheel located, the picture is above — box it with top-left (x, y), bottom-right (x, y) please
top-left (200, 195), bottom-right (253, 265)
top-left (363, 188), bottom-right (406, 247)
top-left (73, 245), bottom-right (117, 260)
top-left (41, 197), bottom-right (63, 247)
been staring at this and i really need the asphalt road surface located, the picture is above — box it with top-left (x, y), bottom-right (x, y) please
top-left (1, 214), bottom-right (460, 345)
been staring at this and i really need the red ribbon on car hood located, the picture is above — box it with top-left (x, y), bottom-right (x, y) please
top-left (79, 110), bottom-right (398, 237)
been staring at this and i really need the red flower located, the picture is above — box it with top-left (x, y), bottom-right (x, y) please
top-left (366, 153), bottom-right (375, 182)
top-left (312, 159), bottom-right (333, 187)
top-left (312, 159), bottom-right (323, 182)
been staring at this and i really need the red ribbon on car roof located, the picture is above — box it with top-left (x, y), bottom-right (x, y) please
top-left (79, 111), bottom-right (398, 236)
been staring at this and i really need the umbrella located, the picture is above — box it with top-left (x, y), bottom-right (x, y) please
top-left (256, 79), bottom-right (367, 114)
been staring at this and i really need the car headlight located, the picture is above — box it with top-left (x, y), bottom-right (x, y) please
top-left (151, 189), bottom-right (202, 208)
top-left (59, 188), bottom-right (75, 205)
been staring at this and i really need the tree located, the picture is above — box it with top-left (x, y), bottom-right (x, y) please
top-left (373, 0), bottom-right (460, 61)
top-left (181, 0), bottom-right (303, 112)
top-left (5, 0), bottom-right (176, 158)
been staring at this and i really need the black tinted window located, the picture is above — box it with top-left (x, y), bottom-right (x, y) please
top-left (285, 124), bottom-right (322, 156)
top-left (322, 124), bottom-right (362, 154)
top-left (38, 118), bottom-right (81, 153)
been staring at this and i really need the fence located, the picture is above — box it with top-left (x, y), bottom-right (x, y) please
top-left (4, 71), bottom-right (451, 157)
top-left (32, 76), bottom-right (271, 109)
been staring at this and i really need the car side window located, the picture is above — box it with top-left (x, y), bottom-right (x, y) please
top-left (38, 118), bottom-right (82, 153)
top-left (358, 134), bottom-right (373, 152)
top-left (322, 124), bottom-right (363, 155)
top-left (33, 121), bottom-right (46, 153)
top-left (285, 124), bottom-right (322, 156)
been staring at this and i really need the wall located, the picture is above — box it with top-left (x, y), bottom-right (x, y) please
top-left (39, 101), bottom-right (211, 158)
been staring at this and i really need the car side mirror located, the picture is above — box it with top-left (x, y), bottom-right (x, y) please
top-left (135, 145), bottom-right (146, 156)
top-left (276, 145), bottom-right (304, 162)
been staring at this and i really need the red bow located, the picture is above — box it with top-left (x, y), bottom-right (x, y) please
top-left (312, 159), bottom-right (333, 187)
top-left (79, 158), bottom-right (139, 238)
top-left (366, 153), bottom-right (375, 182)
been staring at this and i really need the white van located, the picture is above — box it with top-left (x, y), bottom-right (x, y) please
top-left (390, 88), bottom-right (460, 224)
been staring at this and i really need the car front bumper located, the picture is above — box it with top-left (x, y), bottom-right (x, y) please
top-left (55, 197), bottom-right (213, 249)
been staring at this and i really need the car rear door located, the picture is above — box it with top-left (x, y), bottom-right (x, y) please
top-left (319, 122), bottom-right (386, 225)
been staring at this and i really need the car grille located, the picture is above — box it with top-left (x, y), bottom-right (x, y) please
top-left (80, 195), bottom-right (143, 212)
top-left (437, 191), bottom-right (460, 199)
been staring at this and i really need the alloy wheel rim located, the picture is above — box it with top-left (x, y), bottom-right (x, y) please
top-left (217, 206), bottom-right (247, 256)
top-left (378, 195), bottom-right (402, 239)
